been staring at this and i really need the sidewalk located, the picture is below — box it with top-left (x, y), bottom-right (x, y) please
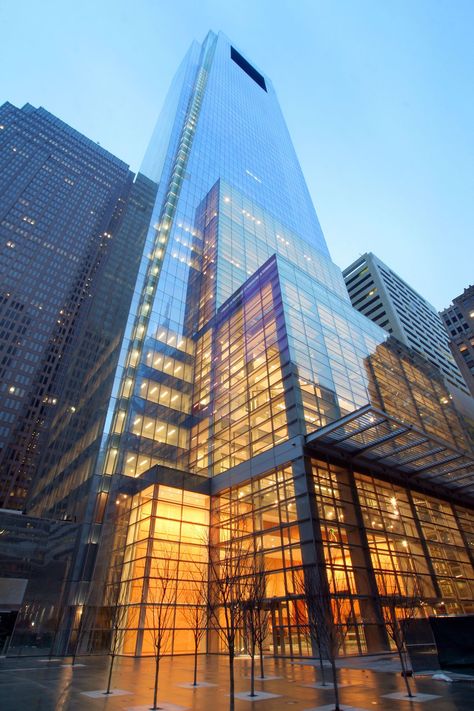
top-left (0, 653), bottom-right (472, 710)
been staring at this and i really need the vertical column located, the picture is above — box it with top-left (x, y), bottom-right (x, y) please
top-left (135, 485), bottom-right (158, 655)
top-left (296, 455), bottom-right (345, 658)
top-left (407, 490), bottom-right (442, 600)
top-left (452, 505), bottom-right (474, 570)
top-left (337, 464), bottom-right (389, 652)
top-left (206, 491), bottom-right (221, 654)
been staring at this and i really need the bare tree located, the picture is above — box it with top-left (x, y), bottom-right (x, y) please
top-left (145, 554), bottom-right (179, 710)
top-left (180, 563), bottom-right (208, 686)
top-left (377, 570), bottom-right (425, 699)
top-left (207, 526), bottom-right (254, 711)
top-left (103, 584), bottom-right (130, 694)
top-left (242, 552), bottom-right (271, 695)
top-left (292, 567), bottom-right (327, 686)
top-left (295, 565), bottom-right (350, 711)
top-left (71, 600), bottom-right (95, 666)
top-left (253, 557), bottom-right (272, 681)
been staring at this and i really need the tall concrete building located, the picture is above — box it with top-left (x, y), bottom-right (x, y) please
top-left (441, 285), bottom-right (474, 397)
top-left (3, 34), bottom-right (474, 658)
top-left (342, 252), bottom-right (468, 393)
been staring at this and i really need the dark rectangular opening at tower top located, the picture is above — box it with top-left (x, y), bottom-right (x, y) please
top-left (231, 47), bottom-right (267, 92)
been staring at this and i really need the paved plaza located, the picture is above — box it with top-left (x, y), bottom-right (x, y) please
top-left (0, 653), bottom-right (472, 711)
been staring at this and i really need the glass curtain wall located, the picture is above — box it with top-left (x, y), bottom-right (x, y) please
top-left (89, 483), bottom-right (209, 656)
top-left (83, 31), bottom-right (474, 658)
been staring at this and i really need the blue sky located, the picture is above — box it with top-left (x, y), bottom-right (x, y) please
top-left (2, 0), bottom-right (473, 309)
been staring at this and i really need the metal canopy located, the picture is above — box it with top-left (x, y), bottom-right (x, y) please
top-left (306, 405), bottom-right (474, 501)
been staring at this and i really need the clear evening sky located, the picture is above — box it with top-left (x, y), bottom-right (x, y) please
top-left (2, 0), bottom-right (473, 310)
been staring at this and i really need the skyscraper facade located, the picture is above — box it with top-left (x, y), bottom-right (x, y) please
top-left (0, 102), bottom-right (136, 509)
top-left (0, 103), bottom-right (157, 652)
top-left (441, 285), bottom-right (474, 397)
top-left (3, 33), bottom-right (473, 658)
top-left (342, 252), bottom-right (468, 394)
top-left (72, 33), bottom-right (473, 659)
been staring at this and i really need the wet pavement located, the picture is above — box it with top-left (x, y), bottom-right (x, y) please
top-left (0, 653), bottom-right (472, 710)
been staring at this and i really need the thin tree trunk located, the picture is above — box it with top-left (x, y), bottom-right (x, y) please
top-left (49, 612), bottom-right (62, 660)
top-left (71, 623), bottom-right (82, 666)
top-left (72, 608), bottom-right (85, 666)
top-left (229, 649), bottom-right (235, 711)
top-left (193, 643), bottom-right (198, 686)
top-left (259, 643), bottom-right (264, 679)
top-left (398, 646), bottom-right (413, 697)
top-left (330, 658), bottom-right (340, 711)
top-left (250, 648), bottom-right (255, 696)
top-left (152, 656), bottom-right (160, 709)
top-left (318, 637), bottom-right (327, 686)
top-left (105, 652), bottom-right (115, 694)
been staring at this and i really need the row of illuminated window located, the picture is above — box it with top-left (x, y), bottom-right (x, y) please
top-left (126, 519), bottom-right (208, 546)
top-left (144, 351), bottom-right (193, 382)
top-left (192, 429), bottom-right (288, 475)
top-left (130, 415), bottom-right (188, 449)
top-left (137, 378), bottom-right (191, 413)
top-left (211, 399), bottom-right (288, 435)
top-left (153, 325), bottom-right (194, 355)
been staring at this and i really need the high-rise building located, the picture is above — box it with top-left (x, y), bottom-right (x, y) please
top-left (0, 102), bottom-right (139, 509)
top-left (342, 252), bottom-right (468, 394)
top-left (3, 33), bottom-right (474, 658)
top-left (0, 102), bottom-right (156, 649)
top-left (441, 285), bottom-right (474, 397)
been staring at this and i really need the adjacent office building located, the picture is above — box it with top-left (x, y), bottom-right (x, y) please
top-left (2, 33), bottom-right (474, 658)
top-left (343, 253), bottom-right (468, 394)
top-left (0, 102), bottom-right (141, 509)
top-left (441, 285), bottom-right (474, 397)
top-left (0, 102), bottom-right (156, 650)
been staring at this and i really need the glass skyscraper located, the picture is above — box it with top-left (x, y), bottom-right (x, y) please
top-left (4, 32), bottom-right (473, 658)
top-left (97, 31), bottom-right (360, 484)
top-left (68, 31), bottom-right (472, 659)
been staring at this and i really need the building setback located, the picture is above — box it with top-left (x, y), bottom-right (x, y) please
top-left (2, 33), bottom-right (473, 658)
top-left (440, 285), bottom-right (474, 397)
top-left (342, 252), bottom-right (468, 394)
